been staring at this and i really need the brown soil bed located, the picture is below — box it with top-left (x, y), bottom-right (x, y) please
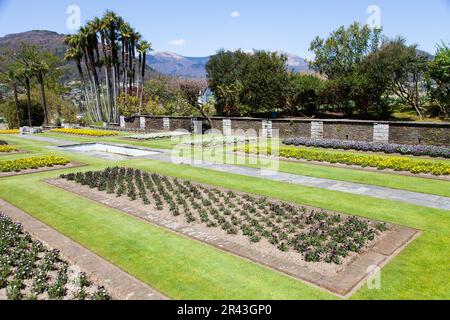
top-left (47, 175), bottom-right (420, 297)
top-left (0, 162), bottom-right (85, 178)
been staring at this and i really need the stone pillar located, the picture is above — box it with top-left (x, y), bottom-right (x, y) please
top-left (163, 118), bottom-right (171, 131)
top-left (311, 121), bottom-right (324, 139)
top-left (140, 117), bottom-right (146, 130)
top-left (193, 120), bottom-right (203, 134)
top-left (373, 123), bottom-right (389, 143)
top-left (262, 120), bottom-right (273, 138)
top-left (120, 116), bottom-right (125, 129)
top-left (223, 119), bottom-right (232, 136)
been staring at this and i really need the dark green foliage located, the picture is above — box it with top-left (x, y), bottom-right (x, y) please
top-left (0, 99), bottom-right (45, 128)
top-left (206, 50), bottom-right (290, 116)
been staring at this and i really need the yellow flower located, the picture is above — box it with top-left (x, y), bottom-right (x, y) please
top-left (51, 128), bottom-right (119, 137)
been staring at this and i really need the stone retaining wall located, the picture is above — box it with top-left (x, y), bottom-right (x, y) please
top-left (121, 116), bottom-right (450, 147)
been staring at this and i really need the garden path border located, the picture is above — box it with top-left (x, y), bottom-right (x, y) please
top-left (0, 199), bottom-right (169, 300)
top-left (46, 178), bottom-right (420, 298)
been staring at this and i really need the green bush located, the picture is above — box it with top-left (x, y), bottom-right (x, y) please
top-left (0, 99), bottom-right (45, 128)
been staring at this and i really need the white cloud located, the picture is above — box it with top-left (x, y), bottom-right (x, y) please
top-left (168, 39), bottom-right (187, 46)
top-left (230, 11), bottom-right (241, 18)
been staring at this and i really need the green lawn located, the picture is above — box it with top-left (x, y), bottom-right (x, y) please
top-left (0, 134), bottom-right (448, 299)
top-left (33, 132), bottom-right (450, 197)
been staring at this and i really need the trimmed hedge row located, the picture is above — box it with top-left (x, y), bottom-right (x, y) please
top-left (0, 156), bottom-right (70, 173)
top-left (283, 137), bottom-right (450, 159)
top-left (51, 128), bottom-right (119, 137)
top-left (243, 146), bottom-right (450, 176)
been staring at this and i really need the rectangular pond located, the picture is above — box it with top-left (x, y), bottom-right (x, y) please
top-left (58, 143), bottom-right (161, 160)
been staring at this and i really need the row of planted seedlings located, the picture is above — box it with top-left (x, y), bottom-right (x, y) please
top-left (0, 213), bottom-right (110, 300)
top-left (61, 168), bottom-right (389, 265)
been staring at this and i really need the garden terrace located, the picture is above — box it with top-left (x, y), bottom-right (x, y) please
top-left (0, 212), bottom-right (110, 300)
top-left (240, 145), bottom-right (450, 176)
top-left (283, 137), bottom-right (450, 159)
top-left (52, 167), bottom-right (419, 296)
top-left (50, 128), bottom-right (119, 137)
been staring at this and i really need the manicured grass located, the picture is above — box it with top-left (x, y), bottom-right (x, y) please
top-left (19, 133), bottom-right (450, 197)
top-left (0, 171), bottom-right (334, 300)
top-left (182, 145), bottom-right (450, 197)
top-left (0, 134), bottom-right (448, 299)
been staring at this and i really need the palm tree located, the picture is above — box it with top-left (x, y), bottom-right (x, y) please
top-left (64, 11), bottom-right (151, 122)
top-left (16, 67), bottom-right (33, 128)
top-left (136, 40), bottom-right (152, 113)
top-left (32, 61), bottom-right (50, 125)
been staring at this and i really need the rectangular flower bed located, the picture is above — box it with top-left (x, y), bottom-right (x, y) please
top-left (51, 128), bottom-right (119, 137)
top-left (185, 136), bottom-right (258, 147)
top-left (0, 212), bottom-right (110, 300)
top-left (0, 146), bottom-right (18, 153)
top-left (0, 130), bottom-right (19, 135)
top-left (241, 146), bottom-right (450, 176)
top-left (0, 156), bottom-right (70, 173)
top-left (52, 167), bottom-right (419, 295)
top-left (283, 137), bottom-right (450, 159)
top-left (128, 131), bottom-right (191, 140)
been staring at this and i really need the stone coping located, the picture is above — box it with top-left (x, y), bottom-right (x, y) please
top-left (0, 199), bottom-right (168, 300)
top-left (47, 178), bottom-right (421, 298)
top-left (125, 115), bottom-right (450, 127)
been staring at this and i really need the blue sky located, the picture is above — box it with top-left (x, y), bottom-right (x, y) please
top-left (0, 0), bottom-right (449, 58)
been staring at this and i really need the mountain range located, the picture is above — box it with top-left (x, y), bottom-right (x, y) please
top-left (0, 30), bottom-right (311, 80)
top-left (149, 51), bottom-right (311, 78)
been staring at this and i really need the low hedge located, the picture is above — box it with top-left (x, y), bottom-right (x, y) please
top-left (51, 128), bottom-right (119, 137)
top-left (0, 146), bottom-right (17, 153)
top-left (242, 146), bottom-right (450, 176)
top-left (0, 156), bottom-right (70, 173)
top-left (283, 137), bottom-right (450, 159)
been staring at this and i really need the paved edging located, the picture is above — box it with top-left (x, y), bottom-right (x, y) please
top-left (0, 199), bottom-right (169, 301)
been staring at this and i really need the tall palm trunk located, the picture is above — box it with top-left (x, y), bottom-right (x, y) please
top-left (37, 73), bottom-right (49, 125)
top-left (12, 80), bottom-right (21, 128)
top-left (25, 77), bottom-right (32, 128)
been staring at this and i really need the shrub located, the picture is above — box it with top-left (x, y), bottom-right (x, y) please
top-left (0, 99), bottom-right (44, 128)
